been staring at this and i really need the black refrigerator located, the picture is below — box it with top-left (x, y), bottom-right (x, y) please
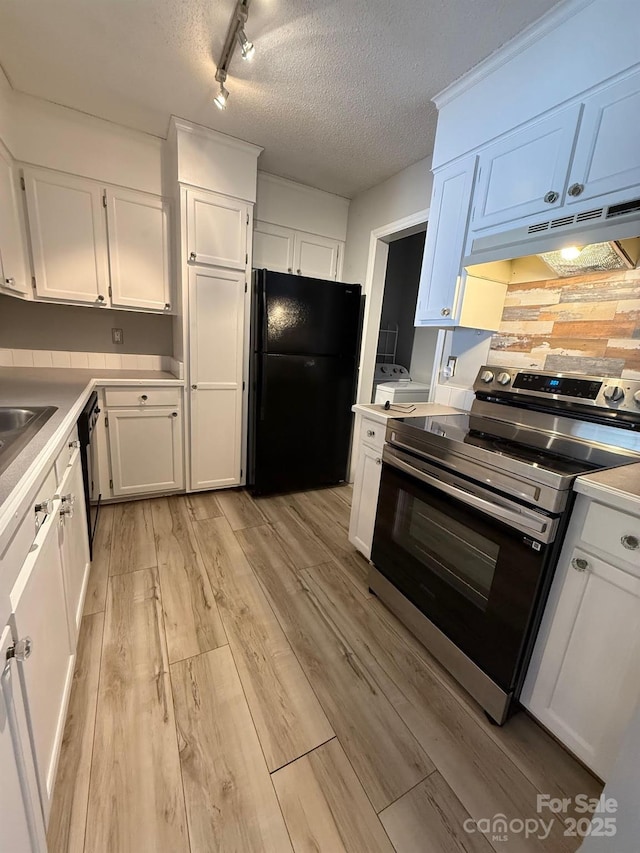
top-left (248, 269), bottom-right (363, 495)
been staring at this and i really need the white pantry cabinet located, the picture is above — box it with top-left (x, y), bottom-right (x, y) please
top-left (10, 499), bottom-right (75, 822)
top-left (187, 189), bottom-right (249, 270)
top-left (106, 396), bottom-right (184, 497)
top-left (414, 155), bottom-right (478, 326)
top-left (23, 167), bottom-right (110, 305)
top-left (253, 219), bottom-right (344, 280)
top-left (348, 416), bottom-right (385, 559)
top-left (58, 450), bottom-right (91, 645)
top-left (523, 494), bottom-right (640, 780)
top-left (22, 165), bottom-right (172, 312)
top-left (189, 266), bottom-right (245, 490)
top-left (471, 104), bottom-right (581, 230)
top-left (1, 625), bottom-right (48, 852)
top-left (105, 187), bottom-right (172, 312)
top-left (0, 143), bottom-right (31, 299)
top-left (566, 70), bottom-right (640, 206)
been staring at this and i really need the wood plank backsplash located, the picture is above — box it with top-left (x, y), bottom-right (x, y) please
top-left (488, 269), bottom-right (640, 378)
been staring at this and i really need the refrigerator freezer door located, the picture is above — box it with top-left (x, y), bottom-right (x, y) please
top-left (257, 270), bottom-right (361, 357)
top-left (251, 353), bottom-right (356, 493)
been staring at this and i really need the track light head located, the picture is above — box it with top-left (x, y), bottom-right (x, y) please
top-left (237, 27), bottom-right (255, 60)
top-left (214, 84), bottom-right (229, 110)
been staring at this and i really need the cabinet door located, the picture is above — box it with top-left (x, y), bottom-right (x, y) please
top-left (0, 144), bottom-right (30, 299)
top-left (567, 72), bottom-right (640, 205)
top-left (348, 442), bottom-right (383, 559)
top-left (1, 625), bottom-right (48, 852)
top-left (58, 450), bottom-right (91, 645)
top-left (414, 155), bottom-right (477, 325)
top-left (525, 548), bottom-right (640, 779)
top-left (472, 104), bottom-right (581, 229)
top-left (106, 187), bottom-right (172, 311)
top-left (10, 501), bottom-right (74, 821)
top-left (189, 267), bottom-right (245, 489)
top-left (253, 221), bottom-right (295, 273)
top-left (187, 189), bottom-right (248, 269)
top-left (108, 407), bottom-right (184, 496)
top-left (23, 167), bottom-right (110, 305)
top-left (293, 231), bottom-right (340, 280)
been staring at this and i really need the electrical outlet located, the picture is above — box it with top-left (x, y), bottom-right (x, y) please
top-left (112, 328), bottom-right (124, 345)
top-left (443, 356), bottom-right (457, 379)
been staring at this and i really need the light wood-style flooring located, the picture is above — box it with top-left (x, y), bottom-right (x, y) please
top-left (48, 486), bottom-right (601, 853)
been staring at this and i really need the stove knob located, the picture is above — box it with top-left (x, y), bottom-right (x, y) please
top-left (480, 370), bottom-right (494, 384)
top-left (497, 372), bottom-right (512, 386)
top-left (604, 385), bottom-right (625, 403)
top-left (633, 390), bottom-right (640, 407)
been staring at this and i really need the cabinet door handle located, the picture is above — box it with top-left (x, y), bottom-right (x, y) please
top-left (35, 498), bottom-right (53, 515)
top-left (544, 191), bottom-right (559, 204)
top-left (366, 429), bottom-right (375, 437)
top-left (375, 457), bottom-right (382, 465)
top-left (568, 183), bottom-right (584, 197)
top-left (97, 294), bottom-right (105, 302)
top-left (164, 302), bottom-right (171, 310)
top-left (189, 252), bottom-right (197, 261)
top-left (140, 394), bottom-right (148, 401)
top-left (441, 308), bottom-right (451, 317)
top-left (297, 269), bottom-right (301, 275)
top-left (621, 534), bottom-right (639, 551)
top-left (68, 439), bottom-right (80, 449)
top-left (191, 384), bottom-right (198, 390)
top-left (4, 277), bottom-right (16, 288)
top-left (6, 637), bottom-right (33, 662)
top-left (171, 412), bottom-right (178, 417)
top-left (571, 557), bottom-right (590, 572)
top-left (287, 268), bottom-right (292, 273)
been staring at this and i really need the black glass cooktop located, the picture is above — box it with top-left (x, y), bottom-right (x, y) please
top-left (393, 414), bottom-right (603, 477)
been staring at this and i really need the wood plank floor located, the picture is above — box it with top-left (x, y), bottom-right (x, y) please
top-left (49, 486), bottom-right (601, 853)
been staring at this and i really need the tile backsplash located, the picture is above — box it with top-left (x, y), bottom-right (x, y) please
top-left (488, 268), bottom-right (640, 378)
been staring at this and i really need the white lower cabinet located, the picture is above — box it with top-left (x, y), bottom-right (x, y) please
top-left (1, 625), bottom-right (47, 852)
top-left (107, 405), bottom-right (184, 497)
top-left (58, 450), bottom-right (91, 645)
top-left (10, 500), bottom-right (75, 822)
top-left (523, 494), bottom-right (640, 780)
top-left (348, 417), bottom-right (385, 560)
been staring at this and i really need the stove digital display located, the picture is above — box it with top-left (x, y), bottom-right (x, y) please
top-left (513, 374), bottom-right (603, 399)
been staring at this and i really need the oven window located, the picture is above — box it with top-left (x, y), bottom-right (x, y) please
top-left (394, 492), bottom-right (499, 610)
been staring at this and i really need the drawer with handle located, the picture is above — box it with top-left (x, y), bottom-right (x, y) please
top-left (359, 417), bottom-right (385, 452)
top-left (581, 501), bottom-right (640, 574)
top-left (104, 387), bottom-right (181, 408)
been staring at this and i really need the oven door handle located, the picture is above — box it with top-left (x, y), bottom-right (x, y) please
top-left (384, 451), bottom-right (549, 536)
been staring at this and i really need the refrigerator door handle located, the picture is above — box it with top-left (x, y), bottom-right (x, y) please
top-left (261, 278), bottom-right (268, 355)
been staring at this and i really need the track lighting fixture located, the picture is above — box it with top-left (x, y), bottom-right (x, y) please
top-left (213, 0), bottom-right (256, 110)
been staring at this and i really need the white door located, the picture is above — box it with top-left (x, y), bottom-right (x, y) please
top-left (187, 189), bottom-right (248, 269)
top-left (415, 154), bottom-right (477, 325)
top-left (525, 548), bottom-right (640, 779)
top-left (106, 187), bottom-right (172, 311)
top-left (567, 71), bottom-right (640, 206)
top-left (23, 167), bottom-right (110, 305)
top-left (0, 144), bottom-right (30, 299)
top-left (348, 443), bottom-right (383, 560)
top-left (108, 408), bottom-right (184, 496)
top-left (293, 231), bottom-right (340, 280)
top-left (1, 625), bottom-right (48, 852)
top-left (10, 500), bottom-right (75, 822)
top-left (471, 104), bottom-right (581, 229)
top-left (253, 221), bottom-right (295, 273)
top-left (189, 266), bottom-right (245, 489)
top-left (58, 450), bottom-right (91, 645)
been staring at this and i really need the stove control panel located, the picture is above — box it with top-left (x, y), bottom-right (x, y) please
top-left (474, 366), bottom-right (640, 415)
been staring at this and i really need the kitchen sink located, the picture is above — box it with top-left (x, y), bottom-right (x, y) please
top-left (0, 406), bottom-right (58, 476)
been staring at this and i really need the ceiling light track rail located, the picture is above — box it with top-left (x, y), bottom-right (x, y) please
top-left (214, 0), bottom-right (255, 109)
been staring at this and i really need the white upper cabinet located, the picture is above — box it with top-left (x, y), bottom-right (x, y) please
top-left (566, 71), bottom-right (640, 206)
top-left (189, 266), bottom-right (245, 490)
top-left (293, 231), bottom-right (340, 280)
top-left (0, 144), bottom-right (30, 299)
top-left (24, 167), bottom-right (110, 305)
top-left (187, 189), bottom-right (248, 270)
top-left (253, 220), bottom-right (295, 273)
top-left (415, 154), bottom-right (477, 325)
top-left (106, 187), bottom-right (172, 312)
top-left (471, 104), bottom-right (581, 230)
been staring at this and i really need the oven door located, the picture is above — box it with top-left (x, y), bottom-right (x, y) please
top-left (372, 445), bottom-right (557, 693)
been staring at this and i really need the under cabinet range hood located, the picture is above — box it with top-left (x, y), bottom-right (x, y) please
top-left (465, 193), bottom-right (640, 272)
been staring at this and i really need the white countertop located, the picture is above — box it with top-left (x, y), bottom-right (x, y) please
top-left (575, 462), bottom-right (640, 516)
top-left (352, 402), bottom-right (462, 423)
top-left (0, 367), bottom-right (183, 547)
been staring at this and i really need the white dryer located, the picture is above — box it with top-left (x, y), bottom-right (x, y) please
top-left (373, 363), bottom-right (430, 405)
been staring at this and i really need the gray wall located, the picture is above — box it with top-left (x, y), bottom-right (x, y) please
top-left (379, 231), bottom-right (425, 370)
top-left (0, 296), bottom-right (173, 355)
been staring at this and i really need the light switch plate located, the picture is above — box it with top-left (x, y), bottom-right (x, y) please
top-left (112, 328), bottom-right (124, 345)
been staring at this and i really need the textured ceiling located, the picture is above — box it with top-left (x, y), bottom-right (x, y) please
top-left (0, 0), bottom-right (563, 197)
